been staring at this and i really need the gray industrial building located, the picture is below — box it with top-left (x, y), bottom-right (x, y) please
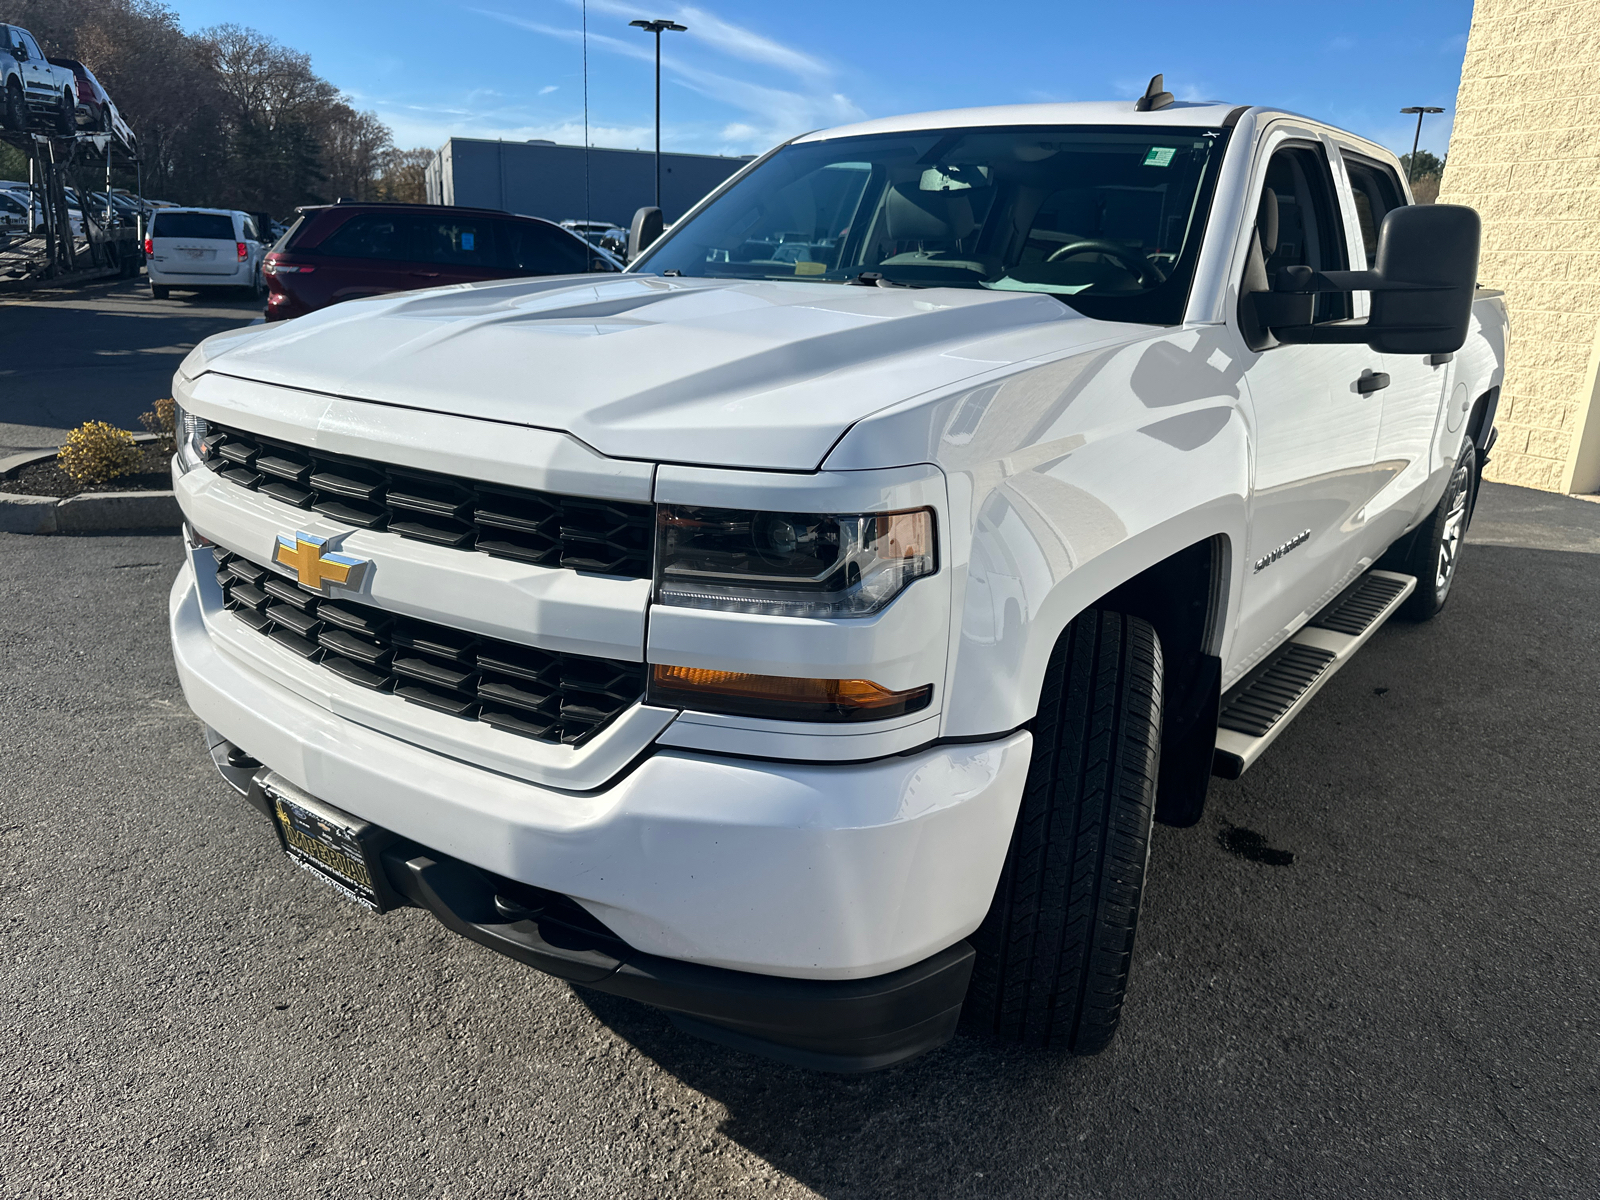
top-left (423, 138), bottom-right (753, 228)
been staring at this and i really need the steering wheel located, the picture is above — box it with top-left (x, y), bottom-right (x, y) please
top-left (1044, 239), bottom-right (1167, 286)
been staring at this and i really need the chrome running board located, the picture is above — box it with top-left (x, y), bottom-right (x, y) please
top-left (1213, 570), bottom-right (1417, 779)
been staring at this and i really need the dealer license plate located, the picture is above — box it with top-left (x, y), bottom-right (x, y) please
top-left (181, 247), bottom-right (213, 260)
top-left (265, 778), bottom-right (391, 911)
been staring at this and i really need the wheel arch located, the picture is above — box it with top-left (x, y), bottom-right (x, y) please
top-left (941, 496), bottom-right (1244, 745)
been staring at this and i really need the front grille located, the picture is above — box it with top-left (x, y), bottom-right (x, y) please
top-left (210, 547), bottom-right (645, 746)
top-left (201, 423), bottom-right (654, 578)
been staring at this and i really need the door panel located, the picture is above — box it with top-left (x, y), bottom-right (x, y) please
top-left (1340, 152), bottom-right (1449, 541)
top-left (1232, 134), bottom-right (1389, 678)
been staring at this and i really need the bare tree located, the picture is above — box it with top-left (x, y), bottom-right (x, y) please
top-left (322, 105), bottom-right (393, 201)
top-left (377, 148), bottom-right (435, 203)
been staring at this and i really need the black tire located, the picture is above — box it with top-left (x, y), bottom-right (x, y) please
top-left (1381, 439), bottom-right (1476, 621)
top-left (964, 609), bottom-right (1162, 1054)
top-left (150, 283), bottom-right (169, 300)
top-left (2, 81), bottom-right (23, 132)
top-left (56, 88), bottom-right (74, 135)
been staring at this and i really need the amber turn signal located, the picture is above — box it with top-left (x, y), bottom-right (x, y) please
top-left (648, 665), bottom-right (933, 723)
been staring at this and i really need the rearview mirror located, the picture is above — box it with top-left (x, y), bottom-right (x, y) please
top-left (1265, 204), bottom-right (1481, 355)
top-left (627, 206), bottom-right (663, 264)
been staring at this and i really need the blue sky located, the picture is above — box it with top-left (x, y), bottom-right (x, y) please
top-left (170, 0), bottom-right (1472, 160)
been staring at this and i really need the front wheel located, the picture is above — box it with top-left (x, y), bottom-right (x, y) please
top-left (2, 81), bottom-right (24, 132)
top-left (964, 609), bottom-right (1163, 1054)
top-left (1382, 439), bottom-right (1476, 621)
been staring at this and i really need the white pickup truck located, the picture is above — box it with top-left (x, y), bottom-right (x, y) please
top-left (167, 94), bottom-right (1505, 1072)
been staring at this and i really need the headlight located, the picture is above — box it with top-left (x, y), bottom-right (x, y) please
top-left (655, 506), bottom-right (936, 618)
top-left (173, 402), bottom-right (205, 474)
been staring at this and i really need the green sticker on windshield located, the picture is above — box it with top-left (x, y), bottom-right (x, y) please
top-left (1143, 146), bottom-right (1176, 167)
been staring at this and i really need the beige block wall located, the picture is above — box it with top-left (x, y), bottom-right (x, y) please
top-left (1439, 0), bottom-right (1600, 492)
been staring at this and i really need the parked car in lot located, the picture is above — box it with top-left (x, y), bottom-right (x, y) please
top-left (3, 183), bottom-right (84, 237)
top-left (0, 188), bottom-right (27, 234)
top-left (166, 97), bottom-right (1503, 1072)
top-left (560, 218), bottom-right (627, 257)
top-left (262, 202), bottom-right (620, 320)
top-left (47, 57), bottom-right (137, 156)
top-left (146, 208), bottom-right (265, 299)
top-left (1, 24), bottom-right (77, 133)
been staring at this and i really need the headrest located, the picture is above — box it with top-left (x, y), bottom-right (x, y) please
top-left (885, 183), bottom-right (975, 243)
top-left (1256, 188), bottom-right (1279, 257)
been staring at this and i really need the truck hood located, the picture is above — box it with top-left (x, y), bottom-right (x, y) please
top-left (183, 274), bottom-right (1128, 471)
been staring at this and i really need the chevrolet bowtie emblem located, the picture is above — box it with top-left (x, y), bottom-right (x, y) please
top-left (273, 531), bottom-right (368, 592)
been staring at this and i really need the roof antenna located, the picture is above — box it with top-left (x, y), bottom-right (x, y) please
top-left (1134, 74), bottom-right (1175, 112)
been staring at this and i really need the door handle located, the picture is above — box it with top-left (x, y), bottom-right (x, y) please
top-left (1355, 369), bottom-right (1390, 395)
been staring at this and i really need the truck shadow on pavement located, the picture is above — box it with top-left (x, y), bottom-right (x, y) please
top-left (569, 532), bottom-right (1600, 1199)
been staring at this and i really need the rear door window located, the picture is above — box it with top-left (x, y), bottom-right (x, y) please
top-left (496, 220), bottom-right (590, 274)
top-left (151, 212), bottom-right (236, 240)
top-left (409, 215), bottom-right (498, 268)
top-left (1341, 154), bottom-right (1408, 266)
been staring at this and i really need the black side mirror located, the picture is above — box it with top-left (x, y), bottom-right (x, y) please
top-left (627, 206), bottom-right (663, 264)
top-left (1266, 204), bottom-right (1481, 355)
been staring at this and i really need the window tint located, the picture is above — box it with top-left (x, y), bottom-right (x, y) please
top-left (18, 31), bottom-right (42, 58)
top-left (498, 220), bottom-right (590, 274)
top-left (151, 212), bottom-right (236, 240)
top-left (314, 213), bottom-right (413, 260)
top-left (315, 213), bottom-right (499, 267)
top-left (1341, 155), bottom-right (1407, 266)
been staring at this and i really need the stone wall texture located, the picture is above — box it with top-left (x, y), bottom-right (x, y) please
top-left (1439, 0), bottom-right (1600, 492)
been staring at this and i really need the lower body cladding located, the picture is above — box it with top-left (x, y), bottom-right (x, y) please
top-left (170, 561), bottom-right (1031, 1071)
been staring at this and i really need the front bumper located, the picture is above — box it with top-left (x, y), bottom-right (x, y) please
top-left (171, 557), bottom-right (1029, 1053)
top-left (223, 762), bottom-right (976, 1071)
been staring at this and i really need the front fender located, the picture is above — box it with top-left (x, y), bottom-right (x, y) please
top-left (830, 325), bottom-right (1251, 738)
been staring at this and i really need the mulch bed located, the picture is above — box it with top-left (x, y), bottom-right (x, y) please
top-left (1, 443), bottom-right (174, 497)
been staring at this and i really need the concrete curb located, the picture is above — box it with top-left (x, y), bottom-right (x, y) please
top-left (0, 439), bottom-right (181, 534)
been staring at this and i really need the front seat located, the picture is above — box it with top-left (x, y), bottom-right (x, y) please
top-left (879, 183), bottom-right (995, 278)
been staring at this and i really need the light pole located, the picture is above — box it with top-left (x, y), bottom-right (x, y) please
top-left (1400, 106), bottom-right (1445, 181)
top-left (629, 18), bottom-right (687, 209)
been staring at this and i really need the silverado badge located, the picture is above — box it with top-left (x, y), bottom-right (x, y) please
top-left (273, 531), bottom-right (368, 593)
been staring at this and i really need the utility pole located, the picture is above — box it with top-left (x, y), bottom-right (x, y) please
top-left (1400, 106), bottom-right (1445, 181)
top-left (629, 18), bottom-right (687, 208)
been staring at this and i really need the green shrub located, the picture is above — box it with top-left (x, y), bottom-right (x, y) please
top-left (57, 421), bottom-right (141, 486)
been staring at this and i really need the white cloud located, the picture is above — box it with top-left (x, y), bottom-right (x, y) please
top-left (539, 84), bottom-right (559, 95)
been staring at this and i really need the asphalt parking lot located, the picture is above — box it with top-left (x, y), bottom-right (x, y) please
top-left (0, 276), bottom-right (263, 460)
top-left (3, 290), bottom-right (1598, 1198)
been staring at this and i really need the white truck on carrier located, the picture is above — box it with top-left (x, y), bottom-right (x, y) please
top-left (166, 91), bottom-right (1505, 1072)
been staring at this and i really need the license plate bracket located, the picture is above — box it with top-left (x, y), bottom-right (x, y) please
top-left (260, 774), bottom-right (402, 912)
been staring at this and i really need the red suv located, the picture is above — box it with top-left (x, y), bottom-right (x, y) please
top-left (262, 202), bottom-right (621, 321)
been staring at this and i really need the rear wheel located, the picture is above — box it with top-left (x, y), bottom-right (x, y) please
top-left (1382, 439), bottom-right (1476, 621)
top-left (3, 81), bottom-right (23, 131)
top-left (56, 88), bottom-right (74, 135)
top-left (150, 283), bottom-right (169, 300)
top-left (964, 609), bottom-right (1163, 1054)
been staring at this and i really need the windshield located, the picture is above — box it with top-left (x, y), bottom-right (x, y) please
top-left (636, 124), bottom-right (1229, 324)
